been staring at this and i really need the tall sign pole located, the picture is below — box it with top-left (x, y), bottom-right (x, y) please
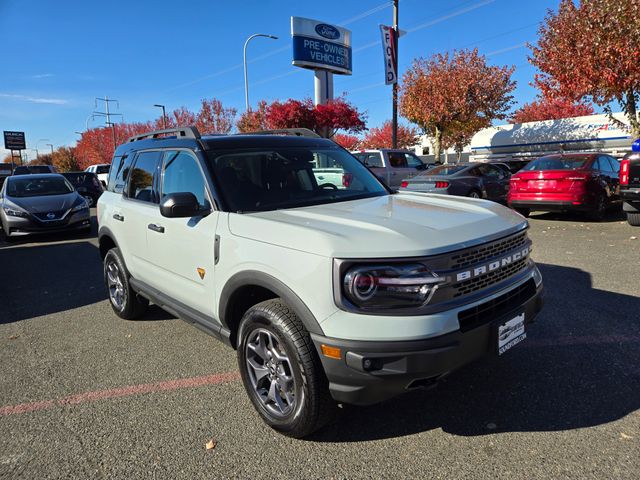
top-left (392, 0), bottom-right (399, 148)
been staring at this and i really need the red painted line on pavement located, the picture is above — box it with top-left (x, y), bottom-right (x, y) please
top-left (0, 371), bottom-right (240, 417)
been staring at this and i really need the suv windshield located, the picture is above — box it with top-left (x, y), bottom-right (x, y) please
top-left (523, 156), bottom-right (590, 171)
top-left (208, 146), bottom-right (388, 212)
top-left (7, 176), bottom-right (73, 197)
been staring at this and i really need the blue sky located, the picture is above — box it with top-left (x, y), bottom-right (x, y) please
top-left (0, 0), bottom-right (562, 160)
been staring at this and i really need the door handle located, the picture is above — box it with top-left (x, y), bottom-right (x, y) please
top-left (113, 213), bottom-right (124, 222)
top-left (148, 223), bottom-right (165, 233)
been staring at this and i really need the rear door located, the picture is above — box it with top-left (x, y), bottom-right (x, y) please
top-left (145, 149), bottom-right (219, 318)
top-left (118, 150), bottom-right (163, 282)
top-left (354, 152), bottom-right (387, 185)
top-left (603, 155), bottom-right (621, 202)
top-left (386, 151), bottom-right (420, 188)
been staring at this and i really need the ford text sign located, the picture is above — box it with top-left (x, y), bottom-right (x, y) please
top-left (291, 17), bottom-right (352, 75)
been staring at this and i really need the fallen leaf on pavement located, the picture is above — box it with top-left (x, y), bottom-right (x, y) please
top-left (205, 439), bottom-right (217, 450)
top-left (620, 433), bottom-right (632, 440)
top-left (8, 335), bottom-right (19, 340)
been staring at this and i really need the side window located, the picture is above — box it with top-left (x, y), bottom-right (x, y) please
top-left (404, 153), bottom-right (423, 168)
top-left (355, 153), bottom-right (383, 168)
top-left (484, 164), bottom-right (503, 179)
top-left (592, 157), bottom-right (603, 171)
top-left (388, 152), bottom-right (408, 168)
top-left (161, 150), bottom-right (209, 208)
top-left (606, 156), bottom-right (619, 175)
top-left (127, 151), bottom-right (161, 203)
top-left (107, 153), bottom-right (133, 194)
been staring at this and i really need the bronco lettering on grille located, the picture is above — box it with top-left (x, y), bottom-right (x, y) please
top-left (455, 247), bottom-right (530, 282)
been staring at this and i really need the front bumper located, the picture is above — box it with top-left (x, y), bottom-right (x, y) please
top-left (312, 279), bottom-right (543, 406)
top-left (3, 210), bottom-right (91, 236)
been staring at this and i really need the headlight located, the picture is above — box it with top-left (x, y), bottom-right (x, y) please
top-left (343, 263), bottom-right (445, 309)
top-left (3, 206), bottom-right (28, 218)
top-left (71, 201), bottom-right (89, 212)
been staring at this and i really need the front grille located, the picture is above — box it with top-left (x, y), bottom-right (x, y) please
top-left (458, 279), bottom-right (536, 332)
top-left (450, 231), bottom-right (528, 269)
top-left (33, 210), bottom-right (66, 221)
top-left (452, 257), bottom-right (529, 297)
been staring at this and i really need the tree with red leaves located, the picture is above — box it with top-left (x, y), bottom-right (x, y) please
top-left (360, 120), bottom-right (418, 149)
top-left (510, 96), bottom-right (594, 124)
top-left (530, 0), bottom-right (640, 136)
top-left (262, 97), bottom-right (366, 138)
top-left (333, 133), bottom-right (360, 150)
top-left (51, 146), bottom-right (79, 172)
top-left (400, 49), bottom-right (515, 162)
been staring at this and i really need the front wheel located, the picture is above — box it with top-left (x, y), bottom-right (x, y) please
top-left (103, 247), bottom-right (149, 319)
top-left (467, 190), bottom-right (481, 199)
top-left (237, 299), bottom-right (336, 438)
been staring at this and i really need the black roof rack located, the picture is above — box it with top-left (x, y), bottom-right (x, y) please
top-left (127, 126), bottom-right (201, 143)
top-left (237, 128), bottom-right (321, 139)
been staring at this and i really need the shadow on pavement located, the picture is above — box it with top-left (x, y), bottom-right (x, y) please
top-left (531, 207), bottom-right (625, 223)
top-left (310, 262), bottom-right (640, 442)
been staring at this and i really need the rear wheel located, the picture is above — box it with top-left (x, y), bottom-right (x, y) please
top-left (237, 299), bottom-right (336, 438)
top-left (627, 212), bottom-right (640, 226)
top-left (103, 247), bottom-right (148, 319)
top-left (468, 190), bottom-right (481, 199)
top-left (588, 195), bottom-right (607, 221)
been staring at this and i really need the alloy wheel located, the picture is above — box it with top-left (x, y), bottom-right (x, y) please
top-left (245, 328), bottom-right (296, 418)
top-left (106, 260), bottom-right (125, 310)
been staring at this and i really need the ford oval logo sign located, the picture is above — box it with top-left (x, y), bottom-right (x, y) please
top-left (315, 24), bottom-right (340, 40)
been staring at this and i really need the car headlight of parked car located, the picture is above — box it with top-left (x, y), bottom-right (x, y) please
top-left (71, 200), bottom-right (89, 212)
top-left (342, 263), bottom-right (445, 309)
top-left (3, 206), bottom-right (28, 218)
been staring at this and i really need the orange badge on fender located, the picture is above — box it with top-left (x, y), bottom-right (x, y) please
top-left (197, 268), bottom-right (206, 280)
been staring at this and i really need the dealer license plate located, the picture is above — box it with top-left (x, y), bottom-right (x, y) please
top-left (497, 313), bottom-right (526, 355)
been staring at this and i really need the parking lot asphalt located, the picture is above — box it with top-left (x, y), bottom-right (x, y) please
top-left (1, 208), bottom-right (639, 479)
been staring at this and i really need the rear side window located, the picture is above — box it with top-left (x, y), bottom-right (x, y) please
top-left (127, 151), bottom-right (162, 203)
top-left (354, 152), bottom-right (383, 168)
top-left (107, 155), bottom-right (133, 193)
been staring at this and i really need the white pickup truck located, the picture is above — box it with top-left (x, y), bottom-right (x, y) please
top-left (352, 149), bottom-right (430, 188)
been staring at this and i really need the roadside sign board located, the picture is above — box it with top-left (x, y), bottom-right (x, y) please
top-left (291, 17), bottom-right (352, 75)
top-left (380, 25), bottom-right (397, 85)
top-left (3, 131), bottom-right (26, 150)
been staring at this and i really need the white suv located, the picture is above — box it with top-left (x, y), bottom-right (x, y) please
top-left (98, 127), bottom-right (544, 437)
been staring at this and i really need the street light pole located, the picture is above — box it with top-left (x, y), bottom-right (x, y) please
top-left (153, 104), bottom-right (167, 129)
top-left (392, 0), bottom-right (399, 149)
top-left (46, 143), bottom-right (54, 156)
top-left (36, 138), bottom-right (50, 160)
top-left (243, 33), bottom-right (278, 111)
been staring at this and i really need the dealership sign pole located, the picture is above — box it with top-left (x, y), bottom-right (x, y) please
top-left (3, 131), bottom-right (26, 170)
top-left (291, 17), bottom-right (352, 136)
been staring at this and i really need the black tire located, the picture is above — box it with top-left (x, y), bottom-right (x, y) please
top-left (627, 212), bottom-right (640, 226)
top-left (514, 207), bottom-right (530, 218)
top-left (237, 299), bottom-right (336, 438)
top-left (103, 247), bottom-right (148, 320)
top-left (467, 189), bottom-right (481, 199)
top-left (588, 194), bottom-right (607, 221)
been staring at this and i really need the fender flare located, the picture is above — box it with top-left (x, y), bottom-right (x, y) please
top-left (218, 270), bottom-right (324, 337)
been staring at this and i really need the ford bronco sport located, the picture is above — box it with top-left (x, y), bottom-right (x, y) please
top-left (98, 127), bottom-right (544, 438)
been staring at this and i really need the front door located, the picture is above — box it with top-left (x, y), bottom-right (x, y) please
top-left (145, 149), bottom-right (219, 319)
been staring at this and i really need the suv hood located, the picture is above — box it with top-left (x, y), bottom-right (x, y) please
top-left (228, 193), bottom-right (528, 258)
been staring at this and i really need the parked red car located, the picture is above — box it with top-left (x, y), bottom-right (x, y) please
top-left (508, 153), bottom-right (621, 220)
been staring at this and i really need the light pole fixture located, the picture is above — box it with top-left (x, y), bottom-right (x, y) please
top-left (36, 138), bottom-right (50, 159)
top-left (46, 143), bottom-right (54, 156)
top-left (243, 33), bottom-right (278, 111)
top-left (153, 104), bottom-right (167, 129)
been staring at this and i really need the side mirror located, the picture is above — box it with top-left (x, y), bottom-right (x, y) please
top-left (160, 192), bottom-right (201, 218)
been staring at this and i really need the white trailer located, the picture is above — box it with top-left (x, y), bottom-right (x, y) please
top-left (470, 112), bottom-right (634, 162)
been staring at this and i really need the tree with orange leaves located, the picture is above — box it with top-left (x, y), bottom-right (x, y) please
top-left (530, 0), bottom-right (640, 136)
top-left (510, 96), bottom-right (594, 124)
top-left (400, 49), bottom-right (515, 163)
